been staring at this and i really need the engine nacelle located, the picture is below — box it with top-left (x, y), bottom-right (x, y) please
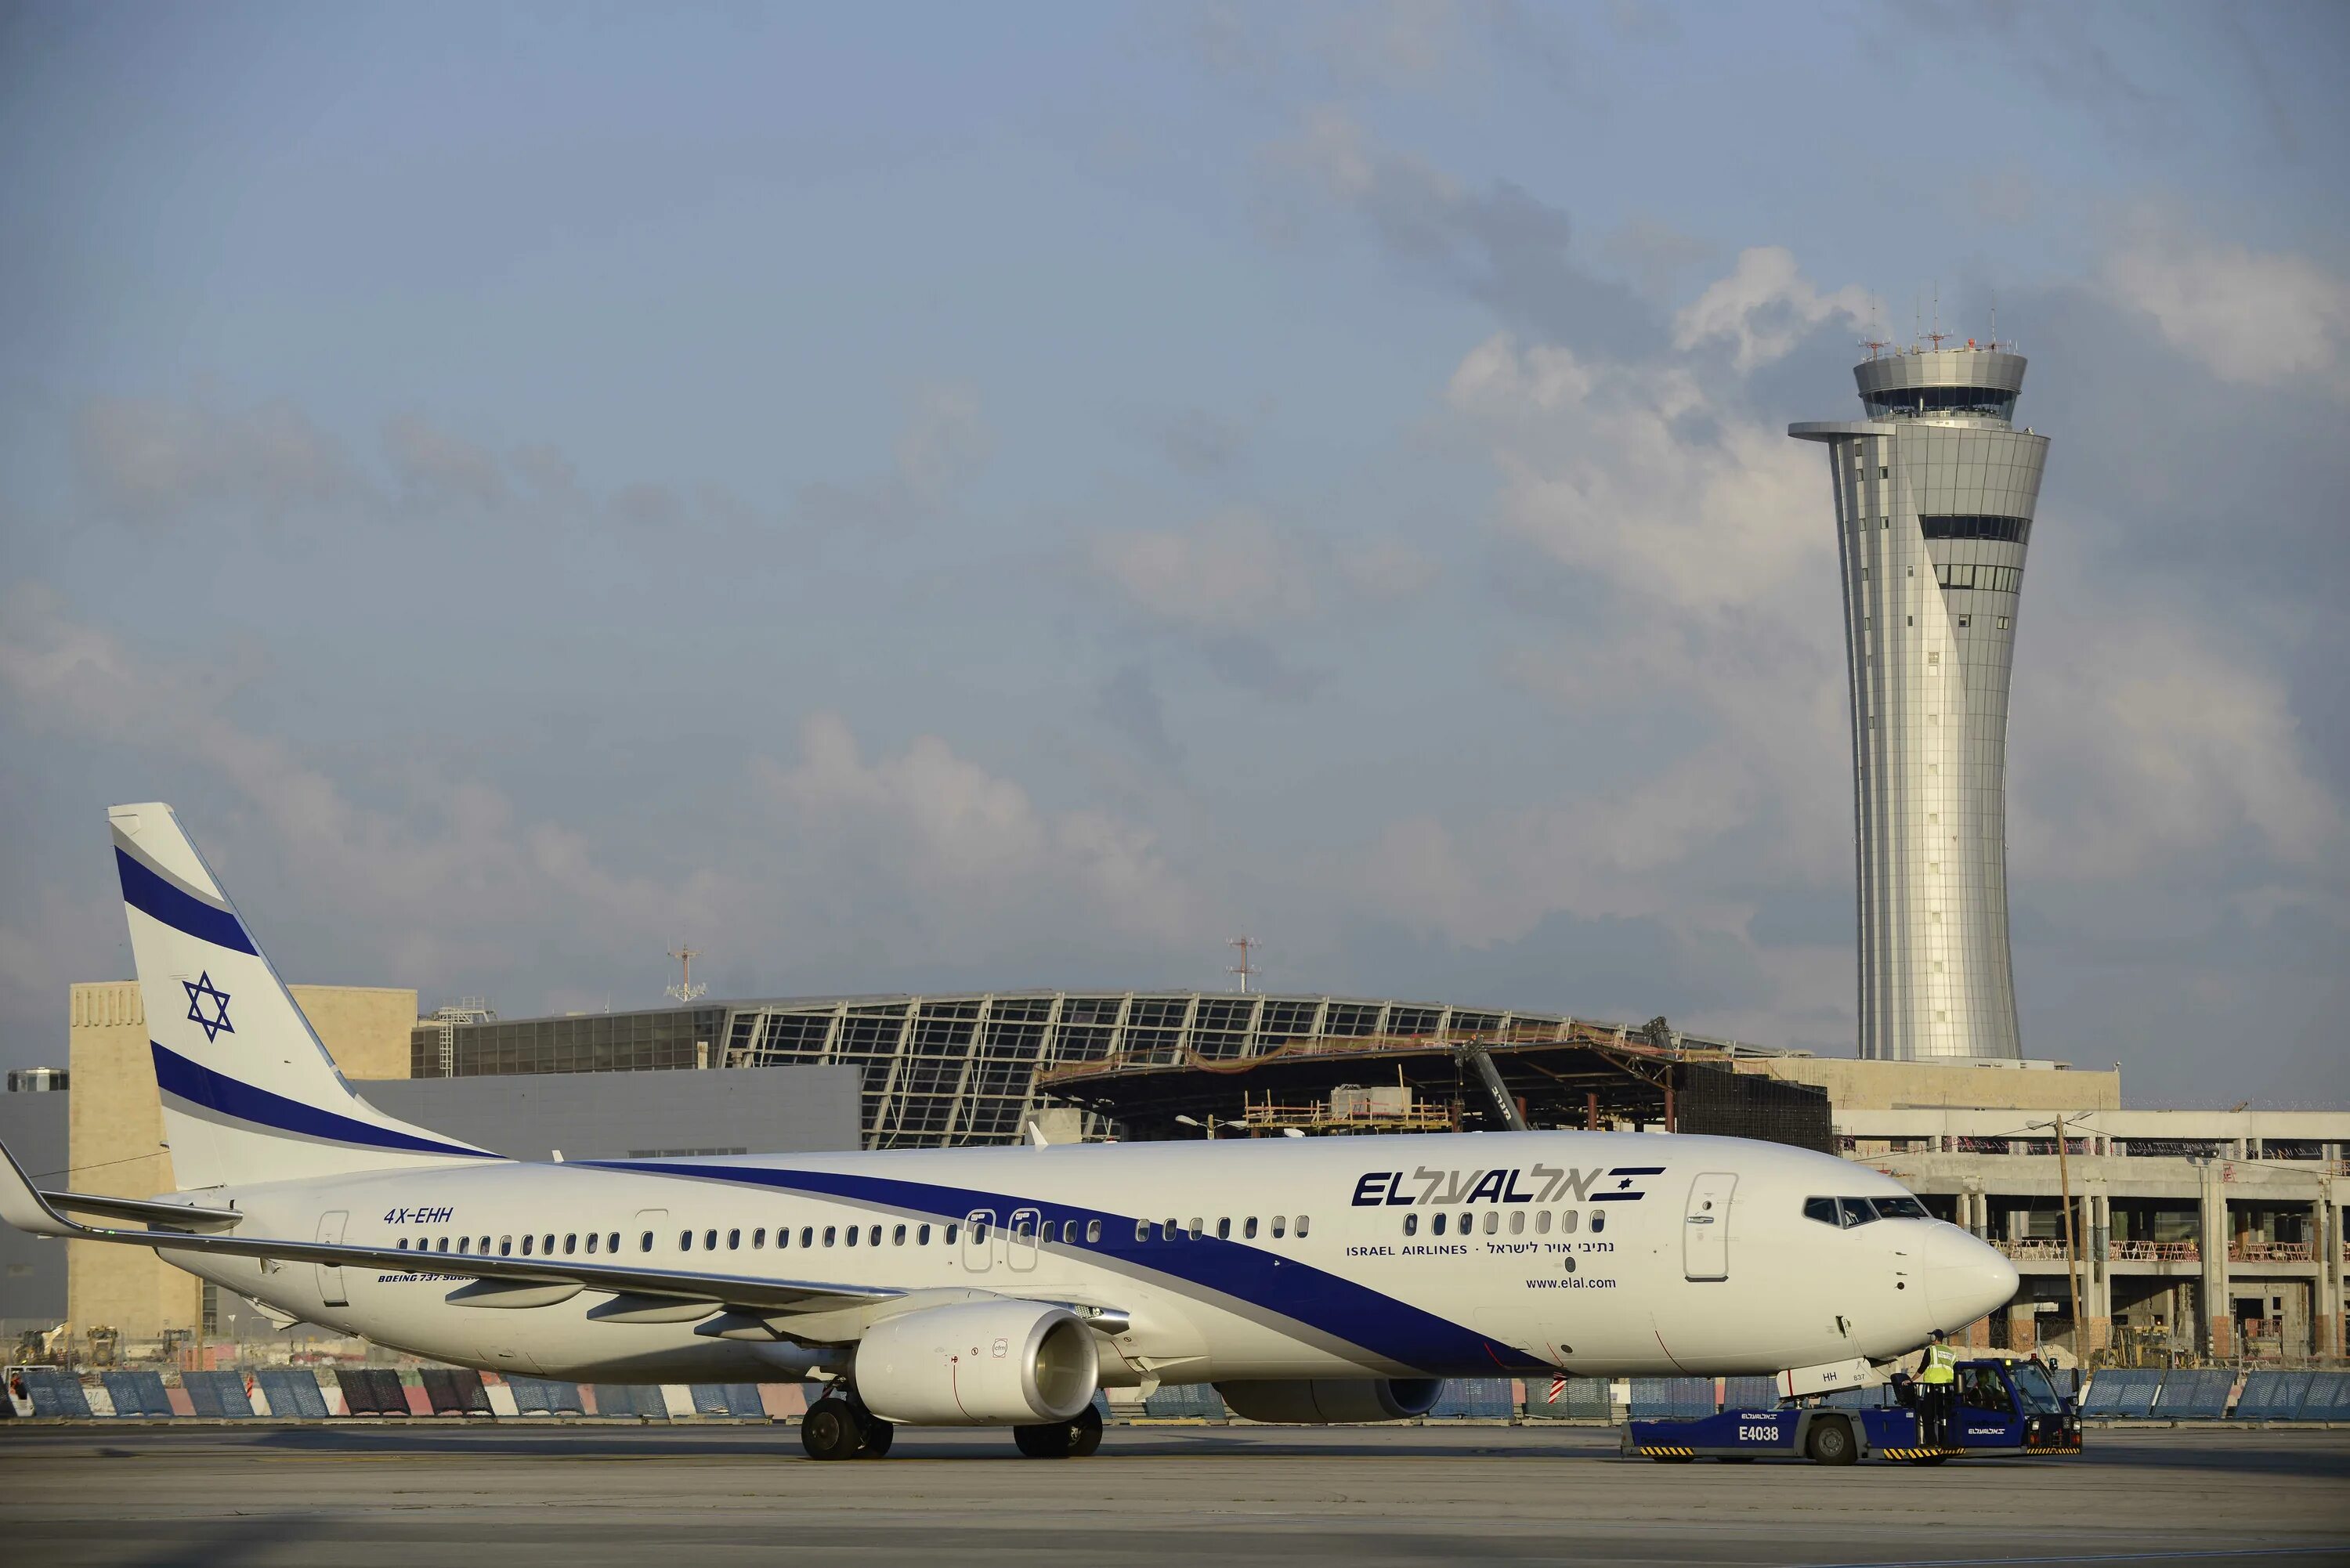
top-left (1215, 1377), bottom-right (1445, 1424)
top-left (855, 1299), bottom-right (1099, 1425)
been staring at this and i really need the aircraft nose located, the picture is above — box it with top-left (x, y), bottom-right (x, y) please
top-left (1922, 1223), bottom-right (2018, 1330)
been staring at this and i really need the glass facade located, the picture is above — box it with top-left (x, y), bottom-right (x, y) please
top-left (1920, 515), bottom-right (2031, 544)
top-left (1861, 385), bottom-right (2019, 421)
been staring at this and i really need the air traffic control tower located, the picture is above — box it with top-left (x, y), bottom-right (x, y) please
top-left (1791, 343), bottom-right (2047, 1060)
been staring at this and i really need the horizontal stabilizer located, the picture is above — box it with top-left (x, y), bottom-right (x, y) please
top-left (38, 1190), bottom-right (243, 1231)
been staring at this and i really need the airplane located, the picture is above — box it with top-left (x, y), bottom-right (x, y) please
top-left (0, 803), bottom-right (2017, 1458)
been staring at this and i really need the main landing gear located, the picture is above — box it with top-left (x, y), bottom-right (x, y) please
top-left (1013, 1403), bottom-right (1104, 1459)
top-left (801, 1393), bottom-right (894, 1461)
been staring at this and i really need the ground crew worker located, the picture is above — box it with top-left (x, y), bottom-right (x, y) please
top-left (1918, 1329), bottom-right (1958, 1447)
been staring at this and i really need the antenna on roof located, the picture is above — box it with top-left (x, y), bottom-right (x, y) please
top-left (667, 945), bottom-right (707, 1004)
top-left (1227, 935), bottom-right (1260, 995)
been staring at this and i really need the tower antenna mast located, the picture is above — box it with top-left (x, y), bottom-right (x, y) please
top-left (667, 944), bottom-right (707, 1004)
top-left (1227, 935), bottom-right (1259, 995)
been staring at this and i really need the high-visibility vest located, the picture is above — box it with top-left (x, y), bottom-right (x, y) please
top-left (1920, 1343), bottom-right (1958, 1384)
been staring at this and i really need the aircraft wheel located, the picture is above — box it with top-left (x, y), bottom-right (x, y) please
top-left (1014, 1404), bottom-right (1103, 1458)
top-left (1804, 1417), bottom-right (1858, 1467)
top-left (801, 1396), bottom-right (866, 1461)
top-left (859, 1418), bottom-right (895, 1458)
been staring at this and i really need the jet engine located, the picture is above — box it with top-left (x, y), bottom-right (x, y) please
top-left (1214, 1377), bottom-right (1445, 1424)
top-left (854, 1299), bottom-right (1099, 1425)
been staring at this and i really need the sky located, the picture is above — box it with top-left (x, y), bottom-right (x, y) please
top-left (2, 1), bottom-right (2345, 1107)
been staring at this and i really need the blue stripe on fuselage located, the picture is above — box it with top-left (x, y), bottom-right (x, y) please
top-left (116, 848), bottom-right (258, 955)
top-left (151, 1042), bottom-right (492, 1160)
top-left (587, 1158), bottom-right (1548, 1376)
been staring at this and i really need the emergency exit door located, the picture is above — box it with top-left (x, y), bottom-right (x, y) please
top-left (316, 1211), bottom-right (349, 1306)
top-left (1682, 1173), bottom-right (1736, 1281)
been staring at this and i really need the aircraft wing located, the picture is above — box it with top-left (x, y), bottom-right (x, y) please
top-left (0, 1136), bottom-right (896, 1317)
top-left (39, 1189), bottom-right (244, 1230)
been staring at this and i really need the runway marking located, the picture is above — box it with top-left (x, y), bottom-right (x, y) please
top-left (1825, 1549), bottom-right (2345, 1567)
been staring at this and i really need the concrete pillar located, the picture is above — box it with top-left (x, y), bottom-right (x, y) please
top-left (2198, 1162), bottom-right (2232, 1359)
top-left (2084, 1186), bottom-right (2113, 1357)
top-left (2319, 1178), bottom-right (2344, 1362)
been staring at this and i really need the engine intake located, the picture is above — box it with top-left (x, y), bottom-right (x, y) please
top-left (855, 1299), bottom-right (1099, 1426)
top-left (1215, 1377), bottom-right (1445, 1424)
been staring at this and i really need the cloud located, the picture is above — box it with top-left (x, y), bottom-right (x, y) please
top-left (74, 396), bottom-right (364, 524)
top-left (1094, 662), bottom-right (1184, 769)
top-left (1090, 508), bottom-right (1321, 635)
top-left (1672, 246), bottom-right (1873, 372)
top-left (1267, 107), bottom-right (1658, 355)
top-left (383, 414), bottom-right (511, 511)
top-left (800, 381), bottom-right (993, 533)
top-left (2105, 237), bottom-right (2350, 395)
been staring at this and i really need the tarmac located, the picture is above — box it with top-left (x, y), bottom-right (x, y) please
top-left (1, 1422), bottom-right (2345, 1567)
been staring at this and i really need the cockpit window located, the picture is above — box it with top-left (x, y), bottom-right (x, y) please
top-left (1838, 1198), bottom-right (1878, 1227)
top-left (1802, 1197), bottom-right (1838, 1227)
top-left (1873, 1195), bottom-right (1931, 1220)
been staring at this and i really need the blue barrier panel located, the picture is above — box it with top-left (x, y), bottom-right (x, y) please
top-left (255, 1368), bottom-right (330, 1420)
top-left (2298, 1371), bottom-right (2350, 1421)
top-left (1629, 1378), bottom-right (1713, 1418)
top-left (421, 1367), bottom-right (491, 1415)
top-left (182, 1371), bottom-right (253, 1418)
top-left (2150, 1368), bottom-right (2232, 1420)
top-left (102, 1370), bottom-right (172, 1417)
top-left (1722, 1376), bottom-right (1778, 1411)
top-left (2233, 1371), bottom-right (2308, 1421)
top-left (688, 1383), bottom-right (733, 1416)
top-left (592, 1384), bottom-right (666, 1418)
top-left (718, 1383), bottom-right (765, 1417)
top-left (1141, 1384), bottom-right (1226, 1419)
top-left (1525, 1377), bottom-right (1611, 1419)
top-left (2081, 1369), bottom-right (2160, 1418)
top-left (20, 1367), bottom-right (92, 1418)
top-left (508, 1375), bottom-right (585, 1414)
top-left (1429, 1378), bottom-right (1513, 1418)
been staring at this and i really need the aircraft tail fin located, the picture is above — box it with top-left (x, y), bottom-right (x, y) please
top-left (110, 803), bottom-right (496, 1190)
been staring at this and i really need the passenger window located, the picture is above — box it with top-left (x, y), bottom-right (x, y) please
top-left (638, 1230), bottom-right (652, 1252)
top-left (1064, 1220), bottom-right (1080, 1244)
top-left (801, 1227), bottom-right (814, 1248)
top-left (1296, 1216), bottom-right (1311, 1237)
top-left (584, 1234), bottom-right (598, 1255)
top-left (1135, 1220), bottom-right (1152, 1242)
top-left (753, 1228), bottom-right (765, 1248)
top-left (1216, 1218), bottom-right (1231, 1240)
top-left (945, 1224), bottom-right (958, 1245)
top-left (1589, 1211), bottom-right (1605, 1234)
top-left (564, 1234), bottom-right (577, 1254)
top-left (1509, 1212), bottom-right (1524, 1235)
top-left (1460, 1210), bottom-right (1473, 1234)
top-left (543, 1234), bottom-right (555, 1255)
top-left (437, 1237), bottom-right (449, 1252)
top-left (969, 1223), bottom-right (985, 1245)
top-left (869, 1226), bottom-right (880, 1247)
top-left (396, 1237), bottom-right (410, 1250)
top-left (1085, 1219), bottom-right (1101, 1244)
top-left (1013, 1216), bottom-right (1033, 1240)
top-left (457, 1237), bottom-right (470, 1255)
top-left (705, 1229), bottom-right (718, 1250)
top-left (918, 1223), bottom-right (932, 1245)
top-left (1243, 1216), bottom-right (1257, 1240)
top-left (1482, 1212), bottom-right (1498, 1235)
top-left (776, 1227), bottom-right (788, 1248)
top-left (846, 1225), bottom-right (859, 1247)
top-left (1403, 1213), bottom-right (1419, 1237)
top-left (894, 1224), bottom-right (907, 1246)
top-left (1165, 1216), bottom-right (1179, 1238)
top-left (1188, 1217), bottom-right (1203, 1239)
top-left (825, 1226), bottom-right (838, 1246)
top-left (725, 1229), bottom-right (739, 1250)
top-left (679, 1230), bottom-right (692, 1252)
top-left (1535, 1212), bottom-right (1551, 1235)
top-left (1271, 1216), bottom-right (1286, 1238)
top-left (1804, 1197), bottom-right (1838, 1226)
top-left (1560, 1211), bottom-right (1578, 1235)
top-left (1433, 1212), bottom-right (1448, 1237)
top-left (520, 1236), bottom-right (533, 1256)
top-left (480, 1237), bottom-right (491, 1252)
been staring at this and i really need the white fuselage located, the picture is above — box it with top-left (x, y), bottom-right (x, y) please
top-left (167, 1131), bottom-right (2014, 1384)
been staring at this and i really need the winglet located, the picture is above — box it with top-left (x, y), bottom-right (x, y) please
top-left (0, 1136), bottom-right (77, 1238)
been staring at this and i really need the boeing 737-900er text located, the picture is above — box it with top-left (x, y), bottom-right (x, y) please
top-left (0, 804), bottom-right (2018, 1458)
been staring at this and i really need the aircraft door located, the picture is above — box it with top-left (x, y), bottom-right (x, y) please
top-left (1682, 1172), bottom-right (1735, 1282)
top-left (1007, 1207), bottom-right (1042, 1272)
top-left (963, 1209), bottom-right (996, 1274)
top-left (316, 1210), bottom-right (349, 1306)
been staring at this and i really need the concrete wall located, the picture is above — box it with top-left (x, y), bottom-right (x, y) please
top-left (1740, 1056), bottom-right (2119, 1112)
top-left (66, 980), bottom-right (418, 1348)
